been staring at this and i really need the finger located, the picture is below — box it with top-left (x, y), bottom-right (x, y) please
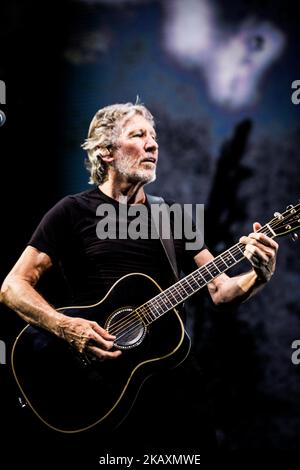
top-left (244, 239), bottom-right (276, 258)
top-left (241, 233), bottom-right (279, 250)
top-left (244, 251), bottom-right (261, 268)
top-left (248, 232), bottom-right (278, 250)
top-left (253, 221), bottom-right (262, 232)
top-left (90, 321), bottom-right (116, 340)
top-left (244, 244), bottom-right (269, 264)
top-left (87, 329), bottom-right (115, 350)
top-left (87, 345), bottom-right (122, 360)
top-left (244, 246), bottom-right (263, 264)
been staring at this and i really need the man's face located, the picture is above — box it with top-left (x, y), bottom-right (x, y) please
top-left (111, 114), bottom-right (159, 184)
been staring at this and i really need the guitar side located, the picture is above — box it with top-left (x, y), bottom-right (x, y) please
top-left (11, 273), bottom-right (191, 433)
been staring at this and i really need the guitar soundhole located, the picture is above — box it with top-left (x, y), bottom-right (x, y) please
top-left (105, 307), bottom-right (147, 350)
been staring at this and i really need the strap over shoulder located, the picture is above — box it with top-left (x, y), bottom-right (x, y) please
top-left (146, 194), bottom-right (179, 281)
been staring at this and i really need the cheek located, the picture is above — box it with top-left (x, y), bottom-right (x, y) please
top-left (123, 143), bottom-right (142, 160)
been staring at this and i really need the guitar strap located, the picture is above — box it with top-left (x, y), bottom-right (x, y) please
top-left (146, 194), bottom-right (179, 282)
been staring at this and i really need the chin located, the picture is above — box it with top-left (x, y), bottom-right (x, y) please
top-left (130, 170), bottom-right (156, 185)
top-left (142, 172), bottom-right (156, 184)
top-left (143, 174), bottom-right (156, 185)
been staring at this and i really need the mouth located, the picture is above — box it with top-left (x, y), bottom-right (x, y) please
top-left (141, 157), bottom-right (156, 165)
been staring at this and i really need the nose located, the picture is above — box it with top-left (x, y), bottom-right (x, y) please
top-left (145, 135), bottom-right (158, 153)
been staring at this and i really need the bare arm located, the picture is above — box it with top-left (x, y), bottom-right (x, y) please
top-left (194, 223), bottom-right (278, 306)
top-left (0, 246), bottom-right (121, 360)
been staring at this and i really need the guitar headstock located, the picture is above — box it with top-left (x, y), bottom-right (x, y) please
top-left (268, 202), bottom-right (300, 239)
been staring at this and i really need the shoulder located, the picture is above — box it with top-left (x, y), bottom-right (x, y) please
top-left (52, 188), bottom-right (99, 212)
top-left (65, 187), bottom-right (99, 204)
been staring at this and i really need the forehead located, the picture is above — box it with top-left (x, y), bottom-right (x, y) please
top-left (121, 114), bottom-right (155, 134)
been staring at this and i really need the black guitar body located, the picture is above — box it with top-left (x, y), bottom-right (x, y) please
top-left (12, 273), bottom-right (191, 433)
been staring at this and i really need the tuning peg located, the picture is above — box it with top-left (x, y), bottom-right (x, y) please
top-left (274, 212), bottom-right (283, 220)
top-left (287, 204), bottom-right (296, 214)
top-left (291, 233), bottom-right (298, 242)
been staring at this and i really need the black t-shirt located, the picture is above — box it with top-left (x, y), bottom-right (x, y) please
top-left (28, 188), bottom-right (205, 304)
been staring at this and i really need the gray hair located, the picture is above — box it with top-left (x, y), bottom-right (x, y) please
top-left (81, 102), bottom-right (155, 185)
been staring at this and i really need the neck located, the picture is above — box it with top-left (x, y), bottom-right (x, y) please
top-left (99, 176), bottom-right (146, 205)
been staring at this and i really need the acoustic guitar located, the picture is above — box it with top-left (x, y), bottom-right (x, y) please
top-left (11, 203), bottom-right (300, 433)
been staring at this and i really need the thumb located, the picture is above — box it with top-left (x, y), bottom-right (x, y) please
top-left (253, 221), bottom-right (262, 232)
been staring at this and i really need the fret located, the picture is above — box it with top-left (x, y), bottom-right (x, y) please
top-left (192, 271), bottom-right (206, 286)
top-left (150, 302), bottom-right (162, 319)
top-left (206, 261), bottom-right (221, 278)
top-left (214, 256), bottom-right (228, 271)
top-left (228, 248), bottom-right (240, 262)
top-left (182, 278), bottom-right (195, 294)
top-left (178, 281), bottom-right (187, 297)
top-left (161, 294), bottom-right (173, 309)
top-left (171, 288), bottom-right (183, 302)
top-left (157, 296), bottom-right (170, 311)
top-left (168, 288), bottom-right (180, 303)
top-left (200, 266), bottom-right (213, 282)
top-left (180, 281), bottom-right (192, 296)
top-left (187, 276), bottom-right (199, 290)
top-left (141, 223), bottom-right (274, 325)
top-left (220, 251), bottom-right (236, 266)
top-left (236, 244), bottom-right (245, 256)
top-left (173, 284), bottom-right (185, 300)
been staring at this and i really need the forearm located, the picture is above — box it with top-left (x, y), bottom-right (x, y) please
top-left (0, 276), bottom-right (68, 336)
top-left (0, 277), bottom-right (121, 360)
top-left (211, 270), bottom-right (267, 305)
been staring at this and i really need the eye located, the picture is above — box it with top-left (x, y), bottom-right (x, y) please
top-left (133, 131), bottom-right (143, 137)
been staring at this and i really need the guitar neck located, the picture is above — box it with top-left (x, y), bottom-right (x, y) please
top-left (136, 223), bottom-right (276, 325)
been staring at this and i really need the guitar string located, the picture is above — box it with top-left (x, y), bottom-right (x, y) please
top-left (110, 210), bottom-right (298, 335)
top-left (108, 221), bottom-right (283, 339)
top-left (112, 240), bottom-right (255, 342)
top-left (108, 236), bottom-right (256, 335)
top-left (111, 228), bottom-right (289, 344)
top-left (108, 224), bottom-right (274, 337)
top-left (109, 248), bottom-right (249, 339)
top-left (107, 216), bottom-right (295, 339)
top-left (109, 225), bottom-right (276, 340)
top-left (113, 210), bottom-right (299, 338)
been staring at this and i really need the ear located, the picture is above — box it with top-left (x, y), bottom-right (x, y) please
top-left (253, 222), bottom-right (262, 232)
top-left (98, 147), bottom-right (114, 163)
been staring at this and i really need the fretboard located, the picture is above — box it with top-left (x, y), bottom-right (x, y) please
top-left (136, 224), bottom-right (275, 325)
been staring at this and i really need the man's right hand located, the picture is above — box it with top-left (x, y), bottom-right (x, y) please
top-left (58, 316), bottom-right (122, 361)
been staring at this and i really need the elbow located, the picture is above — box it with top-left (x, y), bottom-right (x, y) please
top-left (0, 275), bottom-right (20, 306)
top-left (0, 277), bottom-right (12, 305)
top-left (0, 280), bottom-right (8, 305)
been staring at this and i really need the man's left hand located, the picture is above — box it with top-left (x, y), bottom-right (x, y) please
top-left (239, 222), bottom-right (279, 282)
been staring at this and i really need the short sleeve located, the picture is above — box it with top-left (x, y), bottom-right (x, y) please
top-left (182, 204), bottom-right (206, 257)
top-left (28, 196), bottom-right (74, 263)
top-left (165, 199), bottom-right (207, 275)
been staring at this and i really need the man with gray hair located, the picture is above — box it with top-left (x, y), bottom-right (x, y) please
top-left (0, 101), bottom-right (278, 451)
